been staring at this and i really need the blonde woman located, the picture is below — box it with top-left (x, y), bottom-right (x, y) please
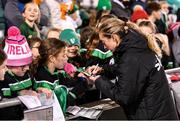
top-left (86, 18), bottom-right (178, 120)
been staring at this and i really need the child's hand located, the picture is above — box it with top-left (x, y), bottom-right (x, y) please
top-left (29, 90), bottom-right (38, 96)
top-left (37, 88), bottom-right (52, 99)
top-left (19, 90), bottom-right (38, 97)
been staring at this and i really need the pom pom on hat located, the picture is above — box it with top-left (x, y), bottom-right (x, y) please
top-left (7, 26), bottom-right (21, 36)
top-left (64, 63), bottom-right (77, 75)
top-left (4, 26), bottom-right (32, 66)
top-left (130, 9), bottom-right (148, 22)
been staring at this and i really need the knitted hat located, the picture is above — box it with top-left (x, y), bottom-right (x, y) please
top-left (3, 26), bottom-right (32, 66)
top-left (97, 0), bottom-right (112, 10)
top-left (59, 29), bottom-right (80, 47)
top-left (130, 9), bottom-right (148, 22)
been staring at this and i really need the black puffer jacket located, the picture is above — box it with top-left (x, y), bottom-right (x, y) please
top-left (95, 29), bottom-right (178, 120)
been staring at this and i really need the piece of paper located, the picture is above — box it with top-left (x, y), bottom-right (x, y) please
top-left (52, 92), bottom-right (65, 121)
top-left (18, 95), bottom-right (41, 109)
top-left (67, 106), bottom-right (103, 119)
top-left (67, 106), bottom-right (81, 115)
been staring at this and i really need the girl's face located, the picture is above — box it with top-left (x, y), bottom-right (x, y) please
top-left (23, 3), bottom-right (39, 22)
top-left (31, 42), bottom-right (40, 60)
top-left (0, 60), bottom-right (7, 80)
top-left (66, 45), bottom-right (79, 58)
top-left (53, 47), bottom-right (68, 69)
top-left (9, 65), bottom-right (30, 77)
top-left (99, 32), bottom-right (119, 52)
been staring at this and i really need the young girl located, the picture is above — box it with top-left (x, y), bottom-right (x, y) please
top-left (1, 26), bottom-right (37, 98)
top-left (59, 29), bottom-right (86, 68)
top-left (34, 38), bottom-right (89, 112)
top-left (0, 49), bottom-right (7, 81)
top-left (20, 2), bottom-right (41, 40)
top-left (33, 38), bottom-right (67, 112)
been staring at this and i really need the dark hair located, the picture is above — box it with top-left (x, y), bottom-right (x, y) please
top-left (146, 2), bottom-right (161, 15)
top-left (39, 38), bottom-right (66, 66)
top-left (80, 26), bottom-right (94, 48)
top-left (28, 37), bottom-right (42, 48)
top-left (86, 32), bottom-right (99, 56)
top-left (29, 37), bottom-right (42, 76)
top-left (0, 49), bottom-right (7, 65)
top-left (30, 38), bottom-right (66, 76)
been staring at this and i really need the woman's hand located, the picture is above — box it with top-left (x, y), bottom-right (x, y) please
top-left (86, 65), bottom-right (103, 76)
top-left (88, 75), bottom-right (101, 84)
top-left (37, 88), bottom-right (52, 99)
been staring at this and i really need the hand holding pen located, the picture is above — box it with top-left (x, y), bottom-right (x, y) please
top-left (86, 64), bottom-right (103, 76)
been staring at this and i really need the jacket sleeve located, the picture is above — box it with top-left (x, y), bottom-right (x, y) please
top-left (95, 54), bottom-right (147, 106)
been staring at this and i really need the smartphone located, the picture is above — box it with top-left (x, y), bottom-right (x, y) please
top-left (82, 71), bottom-right (91, 77)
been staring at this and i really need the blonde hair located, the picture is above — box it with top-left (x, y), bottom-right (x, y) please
top-left (96, 18), bottom-right (164, 57)
top-left (138, 20), bottom-right (170, 58)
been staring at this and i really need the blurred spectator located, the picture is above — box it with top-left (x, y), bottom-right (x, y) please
top-left (39, 0), bottom-right (76, 30)
top-left (110, 0), bottom-right (130, 19)
top-left (146, 2), bottom-right (165, 34)
top-left (47, 28), bottom-right (61, 39)
top-left (4, 0), bottom-right (32, 28)
top-left (0, 0), bottom-right (6, 43)
top-left (68, 4), bottom-right (82, 28)
top-left (130, 9), bottom-right (148, 23)
top-left (96, 0), bottom-right (112, 22)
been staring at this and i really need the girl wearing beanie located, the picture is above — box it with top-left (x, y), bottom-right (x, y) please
top-left (1, 26), bottom-right (37, 98)
top-left (20, 2), bottom-right (41, 40)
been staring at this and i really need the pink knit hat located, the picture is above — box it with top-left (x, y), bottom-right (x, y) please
top-left (3, 26), bottom-right (32, 66)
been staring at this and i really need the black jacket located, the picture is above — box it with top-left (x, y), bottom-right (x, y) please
top-left (95, 29), bottom-right (178, 120)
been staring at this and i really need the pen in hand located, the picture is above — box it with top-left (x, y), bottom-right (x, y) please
top-left (92, 64), bottom-right (99, 76)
